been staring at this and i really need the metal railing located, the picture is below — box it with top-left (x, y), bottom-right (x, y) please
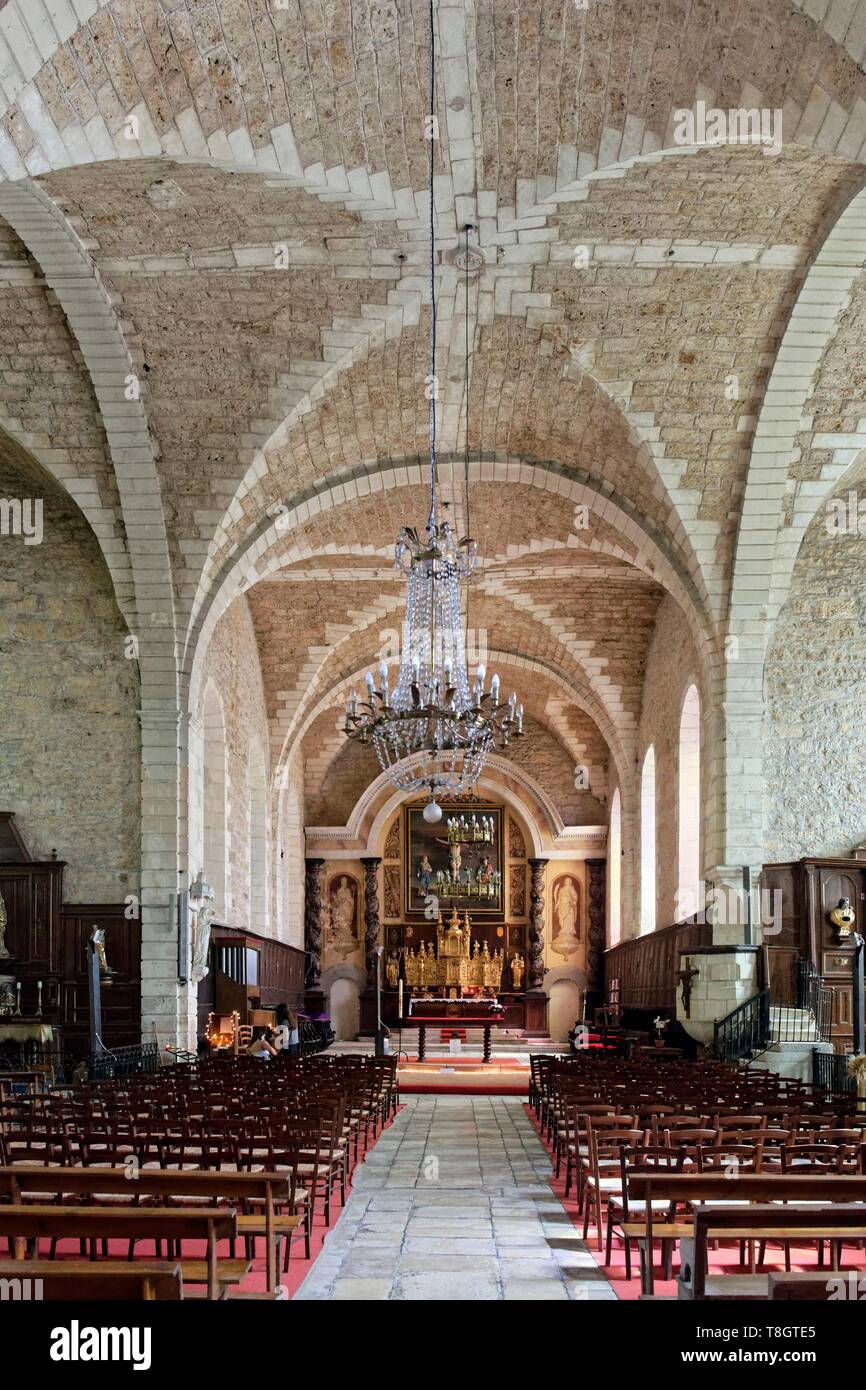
top-left (0, 1042), bottom-right (161, 1085)
top-left (87, 1043), bottom-right (161, 1080)
top-left (770, 960), bottom-right (833, 1044)
top-left (813, 1050), bottom-right (856, 1095)
top-left (713, 988), bottom-right (770, 1063)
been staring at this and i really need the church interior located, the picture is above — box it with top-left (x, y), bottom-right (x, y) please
top-left (1, 0), bottom-right (866, 1325)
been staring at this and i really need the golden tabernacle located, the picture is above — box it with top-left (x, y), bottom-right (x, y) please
top-left (403, 907), bottom-right (504, 995)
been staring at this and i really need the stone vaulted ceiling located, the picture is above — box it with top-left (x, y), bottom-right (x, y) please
top-left (3, 0), bottom-right (866, 812)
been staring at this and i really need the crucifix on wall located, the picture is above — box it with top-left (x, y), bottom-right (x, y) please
top-left (676, 961), bottom-right (700, 1019)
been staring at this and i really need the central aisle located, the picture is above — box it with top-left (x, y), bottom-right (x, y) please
top-left (294, 1095), bottom-right (615, 1301)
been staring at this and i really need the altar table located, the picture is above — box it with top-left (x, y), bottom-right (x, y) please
top-left (407, 998), bottom-right (504, 1019)
top-left (400, 1014), bottom-right (506, 1063)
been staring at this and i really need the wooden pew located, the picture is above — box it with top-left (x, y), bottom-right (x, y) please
top-left (0, 1258), bottom-right (182, 1300)
top-left (0, 1205), bottom-right (240, 1301)
top-left (0, 1165), bottom-right (298, 1294)
top-left (627, 1172), bottom-right (866, 1294)
top-left (681, 1204), bottom-right (866, 1300)
top-left (768, 1273), bottom-right (850, 1300)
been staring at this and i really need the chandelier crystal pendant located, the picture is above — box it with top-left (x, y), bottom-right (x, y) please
top-left (342, 1), bottom-right (524, 821)
top-left (343, 517), bottom-right (524, 820)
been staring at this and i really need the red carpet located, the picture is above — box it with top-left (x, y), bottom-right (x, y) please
top-left (526, 1106), bottom-right (866, 1300)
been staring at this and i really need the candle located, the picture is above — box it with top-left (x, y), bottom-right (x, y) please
top-left (398, 979), bottom-right (404, 1019)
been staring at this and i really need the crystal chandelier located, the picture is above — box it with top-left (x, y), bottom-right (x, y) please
top-left (342, 1), bottom-right (524, 824)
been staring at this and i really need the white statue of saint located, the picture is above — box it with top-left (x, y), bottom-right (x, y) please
top-left (330, 876), bottom-right (358, 958)
top-left (190, 902), bottom-right (214, 986)
top-left (552, 877), bottom-right (581, 957)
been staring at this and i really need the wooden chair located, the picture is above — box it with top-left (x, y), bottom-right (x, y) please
top-left (581, 1123), bottom-right (642, 1249)
top-left (606, 1145), bottom-right (690, 1281)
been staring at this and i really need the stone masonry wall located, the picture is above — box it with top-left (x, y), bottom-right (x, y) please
top-left (764, 471), bottom-right (866, 860)
top-left (0, 447), bottom-right (139, 902)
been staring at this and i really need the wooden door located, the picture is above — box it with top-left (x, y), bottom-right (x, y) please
top-left (760, 864), bottom-right (806, 1007)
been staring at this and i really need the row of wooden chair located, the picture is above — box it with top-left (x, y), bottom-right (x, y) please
top-left (0, 1054), bottom-right (401, 1296)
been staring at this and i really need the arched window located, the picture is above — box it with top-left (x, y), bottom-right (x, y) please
top-left (202, 685), bottom-right (227, 920)
top-left (248, 741), bottom-right (269, 934)
top-left (677, 684), bottom-right (701, 919)
top-left (640, 747), bottom-right (656, 935)
top-left (608, 787), bottom-right (622, 946)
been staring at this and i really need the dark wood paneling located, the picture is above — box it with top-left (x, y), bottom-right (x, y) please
top-left (0, 862), bottom-right (64, 981)
top-left (756, 859), bottom-right (866, 1052)
top-left (196, 924), bottom-right (305, 1037)
top-left (604, 918), bottom-right (712, 1014)
top-left (60, 905), bottom-right (141, 1048)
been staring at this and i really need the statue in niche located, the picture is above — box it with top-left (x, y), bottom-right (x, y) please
top-left (0, 890), bottom-right (9, 959)
top-left (329, 875), bottom-right (359, 959)
top-left (551, 875), bottom-right (581, 958)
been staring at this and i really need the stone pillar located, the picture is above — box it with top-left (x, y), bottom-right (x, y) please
top-left (138, 706), bottom-right (185, 1049)
top-left (304, 858), bottom-right (326, 1015)
top-left (524, 858), bottom-right (550, 1036)
top-left (360, 857), bottom-right (382, 1036)
top-left (586, 858), bottom-right (606, 1013)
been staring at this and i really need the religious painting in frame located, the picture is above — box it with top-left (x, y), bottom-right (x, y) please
top-left (404, 803), bottom-right (504, 919)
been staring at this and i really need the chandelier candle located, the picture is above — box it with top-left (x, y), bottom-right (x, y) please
top-left (342, 519), bottom-right (524, 815)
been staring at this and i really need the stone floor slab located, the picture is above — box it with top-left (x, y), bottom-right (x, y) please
top-left (294, 1096), bottom-right (615, 1302)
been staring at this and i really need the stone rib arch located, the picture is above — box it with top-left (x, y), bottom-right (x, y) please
top-left (195, 351), bottom-right (714, 655)
top-left (6, 0), bottom-right (866, 222)
top-left (0, 180), bottom-right (175, 665)
top-left (720, 179), bottom-right (866, 866)
top-left (264, 578), bottom-right (634, 789)
top-left (187, 457), bottom-right (717, 718)
top-left (340, 756), bottom-right (565, 857)
top-left (280, 646), bottom-right (634, 809)
top-left (0, 176), bottom-right (181, 1043)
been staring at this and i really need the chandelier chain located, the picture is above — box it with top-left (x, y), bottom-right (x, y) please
top-left (341, 0), bottom-right (525, 811)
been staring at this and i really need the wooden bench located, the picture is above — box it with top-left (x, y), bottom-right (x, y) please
top-left (680, 1203), bottom-right (866, 1300)
top-left (627, 1172), bottom-right (866, 1294)
top-left (0, 1165), bottom-right (298, 1293)
top-left (769, 1272), bottom-right (854, 1300)
top-left (0, 1205), bottom-right (241, 1300)
top-left (0, 1257), bottom-right (182, 1300)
